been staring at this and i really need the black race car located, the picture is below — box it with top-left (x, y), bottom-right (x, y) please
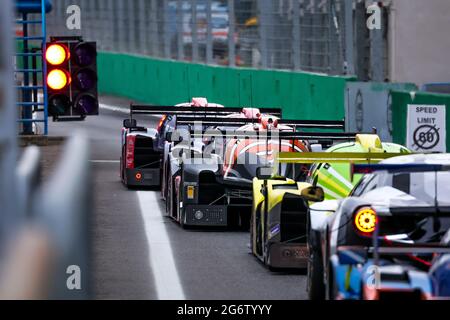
top-left (164, 120), bottom-right (349, 229)
top-left (120, 98), bottom-right (280, 188)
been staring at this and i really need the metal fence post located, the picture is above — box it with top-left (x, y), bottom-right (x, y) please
top-left (292, 0), bottom-right (301, 70)
top-left (177, 0), bottom-right (184, 60)
top-left (163, 0), bottom-right (171, 59)
top-left (191, 0), bottom-right (198, 62)
top-left (150, 0), bottom-right (159, 56)
top-left (344, 0), bottom-right (355, 75)
top-left (116, 0), bottom-right (126, 52)
top-left (370, 2), bottom-right (384, 81)
top-left (228, 0), bottom-right (236, 67)
top-left (76, 0), bottom-right (84, 37)
top-left (98, 0), bottom-right (107, 50)
top-left (311, 0), bottom-right (321, 71)
top-left (258, 0), bottom-right (269, 68)
top-left (138, 0), bottom-right (147, 54)
top-left (206, 0), bottom-right (213, 64)
top-left (127, 0), bottom-right (136, 53)
top-left (84, 0), bottom-right (93, 41)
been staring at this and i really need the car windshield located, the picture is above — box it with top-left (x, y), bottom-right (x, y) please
top-left (383, 171), bottom-right (450, 206)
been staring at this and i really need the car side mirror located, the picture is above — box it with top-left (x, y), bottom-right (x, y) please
top-left (123, 119), bottom-right (137, 128)
top-left (256, 166), bottom-right (273, 180)
top-left (301, 186), bottom-right (324, 202)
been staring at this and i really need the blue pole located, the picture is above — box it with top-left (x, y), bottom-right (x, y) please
top-left (42, 0), bottom-right (48, 135)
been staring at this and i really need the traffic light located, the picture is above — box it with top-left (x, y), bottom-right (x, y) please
top-left (46, 42), bottom-right (71, 117)
top-left (45, 37), bottom-right (98, 120)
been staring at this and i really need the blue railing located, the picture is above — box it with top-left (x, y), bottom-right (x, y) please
top-left (15, 0), bottom-right (52, 135)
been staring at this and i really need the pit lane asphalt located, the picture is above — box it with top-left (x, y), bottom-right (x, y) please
top-left (47, 96), bottom-right (308, 300)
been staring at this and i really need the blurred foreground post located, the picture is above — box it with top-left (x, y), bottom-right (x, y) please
top-left (0, 132), bottom-right (92, 299)
top-left (0, 0), bottom-right (18, 244)
top-left (35, 132), bottom-right (92, 299)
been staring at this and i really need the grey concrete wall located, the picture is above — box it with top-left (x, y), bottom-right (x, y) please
top-left (388, 0), bottom-right (450, 85)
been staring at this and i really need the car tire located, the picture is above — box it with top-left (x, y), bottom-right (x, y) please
top-left (177, 185), bottom-right (187, 229)
top-left (165, 177), bottom-right (171, 214)
top-left (249, 212), bottom-right (255, 254)
top-left (307, 233), bottom-right (325, 300)
top-left (172, 180), bottom-right (177, 217)
top-left (327, 265), bottom-right (340, 300)
top-left (161, 158), bottom-right (169, 200)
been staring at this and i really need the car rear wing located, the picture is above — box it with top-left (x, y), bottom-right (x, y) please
top-left (182, 131), bottom-right (366, 153)
top-left (188, 130), bottom-right (358, 141)
top-left (129, 104), bottom-right (282, 118)
top-left (183, 130), bottom-right (362, 150)
top-left (176, 117), bottom-right (346, 131)
top-left (277, 119), bottom-right (345, 130)
top-left (276, 151), bottom-right (404, 164)
top-left (337, 245), bottom-right (450, 265)
top-left (273, 151), bottom-right (404, 180)
top-left (352, 163), bottom-right (450, 175)
top-left (339, 245), bottom-right (450, 256)
top-left (175, 116), bottom-right (257, 127)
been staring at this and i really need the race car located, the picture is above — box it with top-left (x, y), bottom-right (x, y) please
top-left (323, 156), bottom-right (450, 300)
top-left (306, 153), bottom-right (450, 300)
top-left (120, 97), bottom-right (227, 187)
top-left (160, 105), bottom-right (283, 201)
top-left (164, 118), bottom-right (348, 228)
top-left (250, 133), bottom-right (409, 270)
top-left (120, 118), bottom-right (162, 188)
top-left (251, 176), bottom-right (324, 269)
top-left (120, 97), bottom-right (280, 188)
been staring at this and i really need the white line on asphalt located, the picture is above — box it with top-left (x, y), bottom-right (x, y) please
top-left (89, 160), bottom-right (120, 163)
top-left (136, 191), bottom-right (185, 300)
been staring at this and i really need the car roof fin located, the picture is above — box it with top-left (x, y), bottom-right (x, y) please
top-left (355, 134), bottom-right (383, 152)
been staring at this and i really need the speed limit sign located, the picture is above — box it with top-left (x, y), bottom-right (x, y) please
top-left (407, 105), bottom-right (446, 153)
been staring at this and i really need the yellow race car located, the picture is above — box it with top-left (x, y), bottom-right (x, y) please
top-left (251, 175), bottom-right (323, 269)
top-left (250, 134), bottom-right (410, 270)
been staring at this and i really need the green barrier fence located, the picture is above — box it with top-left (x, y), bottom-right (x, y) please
top-left (98, 52), bottom-right (355, 120)
top-left (391, 90), bottom-right (450, 151)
